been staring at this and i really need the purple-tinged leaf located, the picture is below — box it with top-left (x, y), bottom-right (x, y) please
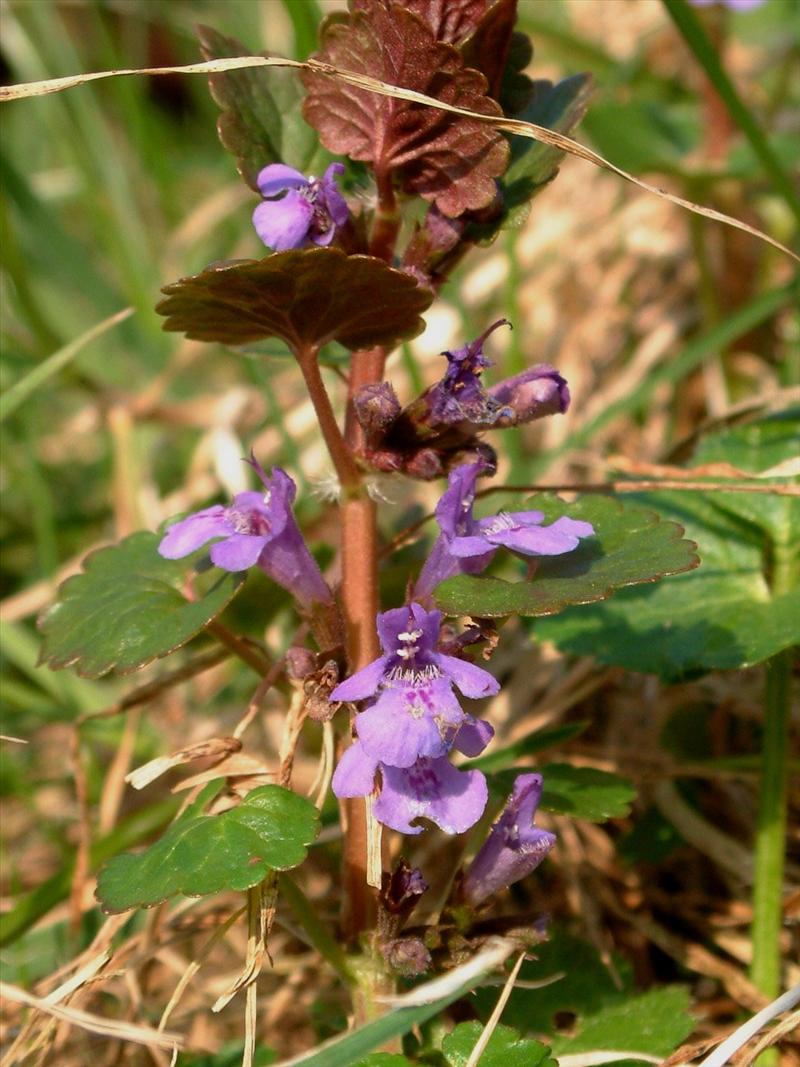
top-left (302, 1), bottom-right (510, 217)
top-left (156, 247), bottom-right (432, 352)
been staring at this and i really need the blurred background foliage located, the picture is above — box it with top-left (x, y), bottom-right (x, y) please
top-left (1, 0), bottom-right (798, 1061)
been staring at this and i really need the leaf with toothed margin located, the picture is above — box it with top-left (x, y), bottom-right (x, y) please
top-left (302, 2), bottom-right (509, 218)
top-left (38, 532), bottom-right (245, 679)
top-left (433, 494), bottom-right (699, 618)
top-left (352, 0), bottom-right (529, 112)
top-left (469, 72), bottom-right (594, 242)
top-left (535, 412), bottom-right (800, 679)
top-left (96, 780), bottom-right (319, 913)
top-left (156, 247), bottom-right (433, 353)
top-left (197, 25), bottom-right (331, 190)
top-left (443, 1022), bottom-right (555, 1067)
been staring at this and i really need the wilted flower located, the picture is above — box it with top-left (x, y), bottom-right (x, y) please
top-left (395, 320), bottom-right (569, 441)
top-left (330, 603), bottom-right (497, 769)
top-left (352, 321), bottom-right (570, 478)
top-left (158, 456), bottom-right (332, 609)
top-left (252, 162), bottom-right (348, 251)
top-left (333, 743), bottom-right (489, 836)
top-left (461, 773), bottom-right (556, 906)
top-left (415, 462), bottom-right (595, 598)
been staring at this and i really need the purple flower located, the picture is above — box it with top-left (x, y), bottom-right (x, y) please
top-left (461, 773), bottom-right (556, 906)
top-left (415, 462), bottom-right (595, 598)
top-left (488, 366), bottom-right (570, 428)
top-left (394, 320), bottom-right (569, 443)
top-left (252, 162), bottom-right (348, 251)
top-left (330, 604), bottom-right (498, 769)
top-left (158, 456), bottom-right (332, 609)
top-left (332, 743), bottom-right (489, 836)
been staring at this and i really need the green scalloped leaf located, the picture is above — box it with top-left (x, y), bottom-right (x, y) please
top-left (549, 985), bottom-right (694, 1059)
top-left (489, 763), bottom-right (636, 821)
top-left (536, 412), bottom-right (800, 679)
top-left (96, 781), bottom-right (319, 913)
top-left (502, 73), bottom-right (594, 226)
top-left (157, 248), bottom-right (432, 353)
top-left (443, 1022), bottom-right (554, 1067)
top-left (38, 532), bottom-right (245, 679)
top-left (434, 494), bottom-right (698, 618)
top-left (473, 928), bottom-right (634, 1035)
top-left (197, 25), bottom-right (330, 190)
top-left (468, 72), bottom-right (593, 243)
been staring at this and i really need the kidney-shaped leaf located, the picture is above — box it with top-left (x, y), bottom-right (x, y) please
top-left (156, 247), bottom-right (432, 352)
top-left (536, 412), bottom-right (800, 679)
top-left (302, 2), bottom-right (509, 217)
top-left (198, 25), bottom-right (329, 190)
top-left (97, 780), bottom-right (319, 912)
top-left (443, 1022), bottom-right (554, 1067)
top-left (549, 986), bottom-right (693, 1058)
top-left (38, 532), bottom-right (245, 679)
top-left (434, 494), bottom-right (698, 618)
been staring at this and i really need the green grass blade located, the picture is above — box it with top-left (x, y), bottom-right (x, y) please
top-left (0, 308), bottom-right (133, 422)
top-left (663, 0), bottom-right (800, 227)
top-left (274, 939), bottom-right (517, 1066)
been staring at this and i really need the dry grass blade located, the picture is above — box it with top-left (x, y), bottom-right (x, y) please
top-left (0, 980), bottom-right (183, 1053)
top-left (737, 1007), bottom-right (800, 1064)
top-left (556, 1055), bottom-right (663, 1066)
top-left (158, 906), bottom-right (245, 1032)
top-left (376, 936), bottom-right (517, 1005)
top-left (696, 982), bottom-right (800, 1067)
top-left (41, 951), bottom-right (111, 1006)
top-left (0, 56), bottom-right (796, 263)
top-left (464, 950), bottom-right (526, 1067)
top-left (126, 736), bottom-right (242, 790)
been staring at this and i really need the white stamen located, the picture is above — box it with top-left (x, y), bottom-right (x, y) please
top-left (386, 664), bottom-right (441, 685)
top-left (396, 646), bottom-right (420, 659)
top-left (484, 511), bottom-right (517, 536)
top-left (398, 629), bottom-right (423, 642)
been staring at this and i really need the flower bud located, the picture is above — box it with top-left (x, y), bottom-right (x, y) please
top-left (489, 365), bottom-right (569, 427)
top-left (383, 937), bottom-right (432, 977)
top-left (404, 448), bottom-right (443, 480)
top-left (461, 774), bottom-right (556, 907)
top-left (381, 859), bottom-right (429, 919)
top-left (353, 382), bottom-right (401, 440)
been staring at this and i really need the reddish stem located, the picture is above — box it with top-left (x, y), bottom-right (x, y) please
top-left (297, 346), bottom-right (362, 492)
top-left (339, 344), bottom-right (388, 942)
top-left (369, 168), bottom-right (400, 262)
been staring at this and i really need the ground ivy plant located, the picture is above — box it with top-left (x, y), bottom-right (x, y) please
top-left (32, 2), bottom-right (715, 1063)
